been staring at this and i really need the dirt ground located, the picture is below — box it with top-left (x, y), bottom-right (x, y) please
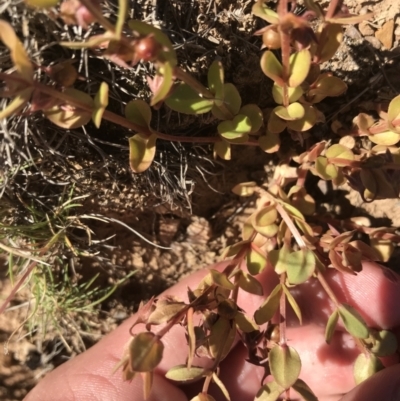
top-left (1, 0), bottom-right (400, 399)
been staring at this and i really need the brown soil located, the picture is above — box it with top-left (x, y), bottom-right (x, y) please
top-left (1, 0), bottom-right (400, 399)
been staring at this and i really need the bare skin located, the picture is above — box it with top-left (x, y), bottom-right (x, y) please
top-left (24, 261), bottom-right (400, 401)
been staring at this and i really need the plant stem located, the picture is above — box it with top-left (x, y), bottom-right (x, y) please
top-left (278, 0), bottom-right (290, 107)
top-left (279, 273), bottom-right (287, 346)
top-left (325, 0), bottom-right (341, 20)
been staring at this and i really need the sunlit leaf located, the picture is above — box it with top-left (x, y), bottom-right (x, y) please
top-left (255, 380), bottom-right (283, 401)
top-left (235, 311), bottom-right (258, 333)
top-left (125, 99), bottom-right (152, 128)
top-left (260, 51), bottom-right (284, 86)
top-left (286, 249), bottom-right (316, 285)
top-left (388, 94), bottom-right (400, 132)
top-left (44, 88), bottom-right (93, 129)
top-left (314, 156), bottom-right (338, 180)
top-left (25, 0), bottom-right (59, 7)
top-left (165, 83), bottom-right (214, 114)
top-left (315, 24), bottom-right (343, 63)
top-left (246, 244), bottom-right (268, 275)
top-left (166, 365), bottom-right (207, 381)
top-left (268, 244), bottom-right (290, 274)
top-left (0, 88), bottom-right (32, 120)
top-left (368, 130), bottom-right (400, 146)
top-left (0, 20), bottom-right (34, 81)
top-left (338, 304), bottom-right (369, 339)
top-left (272, 84), bottom-right (303, 105)
top-left (208, 60), bottom-right (224, 106)
top-left (286, 105), bottom-right (317, 131)
top-left (274, 103), bottom-right (305, 121)
top-left (326, 144), bottom-right (354, 166)
top-left (92, 82), bottom-right (109, 128)
top-left (239, 104), bottom-right (263, 133)
top-left (218, 114), bottom-right (251, 144)
top-left (252, 1), bottom-right (279, 24)
top-left (209, 269), bottom-right (235, 290)
top-left (129, 332), bottom-right (164, 372)
top-left (214, 140), bottom-right (231, 160)
top-left (151, 62), bottom-right (174, 106)
top-left (282, 284), bottom-right (302, 324)
top-left (353, 353), bottom-right (384, 385)
top-left (370, 238), bottom-right (394, 262)
top-left (254, 284), bottom-right (282, 325)
top-left (325, 309), bottom-right (339, 344)
top-left (129, 133), bottom-right (157, 173)
top-left (269, 344), bottom-right (301, 389)
top-left (259, 131), bottom-right (281, 153)
top-left (232, 181), bottom-right (257, 197)
top-left (308, 74), bottom-right (347, 103)
top-left (288, 49), bottom-right (311, 87)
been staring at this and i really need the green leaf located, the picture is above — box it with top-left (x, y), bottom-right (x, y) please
top-left (286, 105), bottom-right (317, 132)
top-left (128, 332), bottom-right (164, 372)
top-left (316, 24), bottom-right (343, 63)
top-left (151, 62), bottom-right (174, 106)
top-left (246, 244), bottom-right (268, 275)
top-left (0, 88), bottom-right (32, 120)
top-left (368, 330), bottom-right (398, 357)
top-left (165, 83), bottom-right (214, 114)
top-left (0, 20), bottom-right (34, 81)
top-left (252, 1), bottom-right (279, 24)
top-left (235, 312), bottom-right (258, 333)
top-left (272, 84), bottom-right (303, 105)
top-left (325, 309), bottom-right (339, 344)
top-left (209, 269), bottom-right (235, 290)
top-left (353, 353), bottom-right (384, 385)
top-left (92, 82), bottom-right (109, 128)
top-left (44, 88), bottom-right (93, 129)
top-left (259, 131), bottom-right (281, 153)
top-left (260, 51), bottom-right (284, 86)
top-left (255, 380), bottom-right (284, 401)
top-left (267, 111), bottom-right (287, 134)
top-left (274, 103), bottom-right (305, 121)
top-left (231, 181), bottom-right (257, 197)
top-left (254, 284), bottom-right (282, 325)
top-left (239, 104), bottom-right (263, 133)
top-left (282, 284), bottom-right (302, 324)
top-left (288, 49), bottom-right (311, 87)
top-left (128, 133), bottom-right (157, 173)
top-left (326, 144), bottom-right (354, 166)
top-left (252, 204), bottom-right (278, 227)
top-left (314, 156), bottom-right (338, 180)
top-left (269, 344), bottom-right (301, 389)
top-left (218, 114), bottom-right (251, 144)
top-left (388, 94), bottom-right (400, 132)
top-left (125, 99), bottom-right (152, 128)
top-left (292, 378), bottom-right (318, 401)
top-left (212, 372), bottom-right (231, 401)
top-left (208, 60), bottom-right (224, 106)
top-left (166, 365), bottom-right (207, 381)
top-left (25, 0), bottom-right (59, 7)
top-left (211, 83), bottom-right (242, 119)
top-left (238, 271), bottom-right (264, 295)
top-left (368, 130), bottom-right (400, 146)
top-left (268, 244), bottom-right (291, 274)
top-left (286, 249), bottom-right (316, 285)
top-left (338, 304), bottom-right (369, 339)
top-left (308, 74), bottom-right (347, 103)
top-left (209, 318), bottom-right (236, 360)
top-left (213, 140), bottom-right (231, 160)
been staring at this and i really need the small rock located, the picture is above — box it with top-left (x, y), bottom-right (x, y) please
top-left (358, 21), bottom-right (374, 36)
top-left (365, 36), bottom-right (382, 49)
top-left (375, 20), bottom-right (394, 49)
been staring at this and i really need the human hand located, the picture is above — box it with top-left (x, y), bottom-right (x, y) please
top-left (24, 261), bottom-right (400, 401)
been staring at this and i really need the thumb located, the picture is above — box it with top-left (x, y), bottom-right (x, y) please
top-left (340, 364), bottom-right (400, 401)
